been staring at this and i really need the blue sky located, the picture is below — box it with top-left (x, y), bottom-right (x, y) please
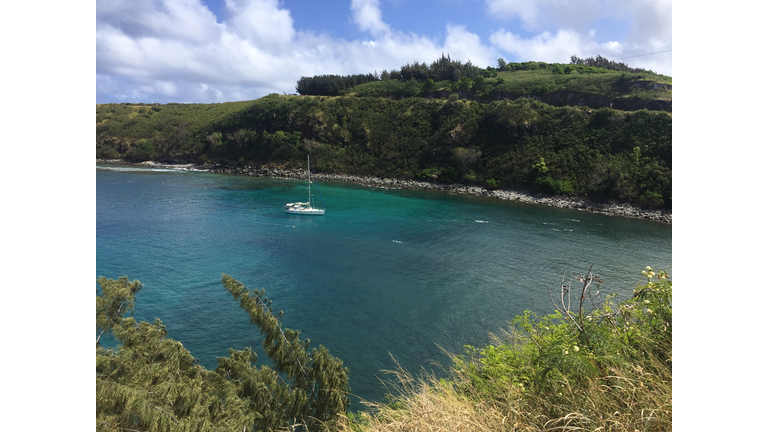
top-left (96, 0), bottom-right (672, 104)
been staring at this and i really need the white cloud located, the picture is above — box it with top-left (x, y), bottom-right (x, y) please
top-left (490, 28), bottom-right (620, 63)
top-left (350, 0), bottom-right (391, 36)
top-left (443, 24), bottom-right (497, 66)
top-left (97, 0), bottom-right (501, 102)
top-left (486, 0), bottom-right (671, 75)
top-left (97, 0), bottom-right (308, 99)
top-left (485, 0), bottom-right (543, 29)
top-left (485, 0), bottom-right (614, 33)
top-left (624, 0), bottom-right (672, 48)
top-left (225, 0), bottom-right (296, 49)
top-left (97, 0), bottom-right (222, 44)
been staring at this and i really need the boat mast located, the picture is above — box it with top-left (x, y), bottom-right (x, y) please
top-left (307, 154), bottom-right (311, 207)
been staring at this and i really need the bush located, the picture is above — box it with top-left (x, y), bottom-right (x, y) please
top-left (440, 166), bottom-right (459, 182)
top-left (535, 176), bottom-right (574, 194)
top-left (529, 84), bottom-right (551, 95)
top-left (97, 147), bottom-right (120, 159)
top-left (125, 139), bottom-right (155, 161)
top-left (448, 267), bottom-right (672, 431)
top-left (639, 190), bottom-right (664, 208)
top-left (417, 168), bottom-right (441, 180)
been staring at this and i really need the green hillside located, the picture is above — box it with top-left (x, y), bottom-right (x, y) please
top-left (96, 58), bottom-right (671, 208)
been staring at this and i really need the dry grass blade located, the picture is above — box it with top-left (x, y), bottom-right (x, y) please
top-left (342, 364), bottom-right (512, 432)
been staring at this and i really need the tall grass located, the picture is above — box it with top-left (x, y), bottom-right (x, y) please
top-left (342, 366), bottom-right (510, 432)
top-left (342, 359), bottom-right (670, 431)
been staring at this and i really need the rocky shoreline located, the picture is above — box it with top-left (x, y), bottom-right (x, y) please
top-left (97, 159), bottom-right (672, 224)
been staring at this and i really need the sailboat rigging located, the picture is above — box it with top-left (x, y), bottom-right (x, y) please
top-left (285, 155), bottom-right (325, 215)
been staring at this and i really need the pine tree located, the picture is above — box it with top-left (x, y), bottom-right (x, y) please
top-left (221, 274), bottom-right (351, 430)
top-left (96, 275), bottom-right (350, 431)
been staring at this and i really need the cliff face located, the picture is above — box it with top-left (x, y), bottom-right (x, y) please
top-left (612, 97), bottom-right (671, 112)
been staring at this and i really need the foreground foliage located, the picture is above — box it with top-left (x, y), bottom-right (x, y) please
top-left (345, 267), bottom-right (671, 431)
top-left (96, 267), bottom-right (670, 431)
top-left (95, 275), bottom-right (350, 432)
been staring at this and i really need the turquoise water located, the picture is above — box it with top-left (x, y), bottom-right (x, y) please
top-left (96, 165), bottom-right (672, 408)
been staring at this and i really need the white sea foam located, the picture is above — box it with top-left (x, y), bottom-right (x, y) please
top-left (97, 165), bottom-right (199, 173)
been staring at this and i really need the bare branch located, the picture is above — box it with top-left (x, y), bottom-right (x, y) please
top-left (548, 282), bottom-right (567, 317)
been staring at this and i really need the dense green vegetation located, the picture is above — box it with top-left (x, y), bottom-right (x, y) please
top-left (569, 54), bottom-right (654, 73)
top-left (97, 96), bottom-right (671, 207)
top-left (96, 267), bottom-right (671, 431)
top-left (96, 275), bottom-right (350, 431)
top-left (296, 55), bottom-right (670, 100)
top-left (296, 73), bottom-right (380, 96)
top-left (96, 57), bottom-right (671, 208)
top-left (96, 101), bottom-right (253, 160)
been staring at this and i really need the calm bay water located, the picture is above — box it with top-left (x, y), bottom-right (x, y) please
top-left (96, 165), bottom-right (671, 408)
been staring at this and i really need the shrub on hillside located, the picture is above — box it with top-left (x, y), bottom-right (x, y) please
top-left (639, 190), bottom-right (665, 208)
top-left (125, 139), bottom-right (155, 161)
top-left (535, 176), bottom-right (574, 194)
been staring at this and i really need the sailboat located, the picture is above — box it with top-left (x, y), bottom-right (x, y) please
top-left (285, 155), bottom-right (325, 215)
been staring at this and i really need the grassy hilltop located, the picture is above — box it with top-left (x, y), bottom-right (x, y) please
top-left (97, 56), bottom-right (671, 208)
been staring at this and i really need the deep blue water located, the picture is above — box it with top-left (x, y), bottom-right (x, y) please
top-left (96, 165), bottom-right (672, 408)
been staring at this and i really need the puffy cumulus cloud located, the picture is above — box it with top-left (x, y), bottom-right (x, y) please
top-left (345, 24), bottom-right (497, 74)
top-left (225, 0), bottom-right (296, 49)
top-left (490, 28), bottom-right (619, 63)
top-left (97, 0), bottom-right (499, 103)
top-left (350, 0), bottom-right (391, 36)
top-left (486, 0), bottom-right (671, 75)
top-left (623, 0), bottom-right (672, 48)
top-left (97, 0), bottom-right (318, 102)
top-left (485, 0), bottom-right (624, 33)
top-left (443, 24), bottom-right (497, 66)
top-left (97, 0), bottom-right (222, 44)
top-left (485, 0), bottom-right (544, 29)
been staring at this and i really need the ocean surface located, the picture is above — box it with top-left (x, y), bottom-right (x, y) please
top-left (96, 165), bottom-right (672, 409)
